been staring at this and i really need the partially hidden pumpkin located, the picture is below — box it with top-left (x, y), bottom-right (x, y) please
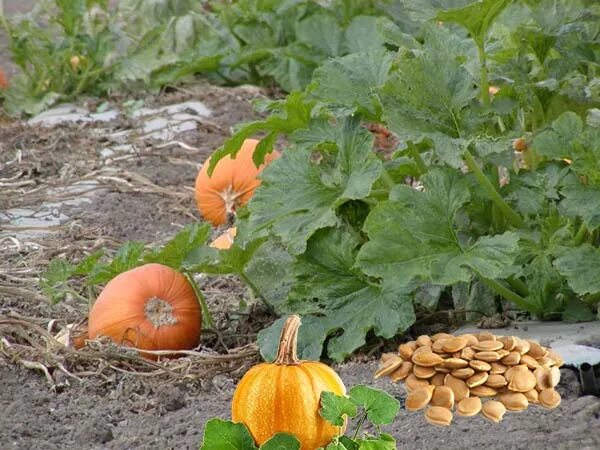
top-left (209, 227), bottom-right (237, 250)
top-left (0, 67), bottom-right (8, 89)
top-left (232, 315), bottom-right (346, 450)
top-left (195, 139), bottom-right (279, 226)
top-left (88, 263), bottom-right (201, 357)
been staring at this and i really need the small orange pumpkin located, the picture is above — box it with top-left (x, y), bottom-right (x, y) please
top-left (195, 139), bottom-right (279, 226)
top-left (232, 315), bottom-right (346, 450)
top-left (88, 263), bottom-right (202, 357)
top-left (209, 227), bottom-right (237, 250)
top-left (0, 67), bottom-right (8, 89)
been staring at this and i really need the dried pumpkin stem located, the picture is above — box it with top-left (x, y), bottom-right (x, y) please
top-left (274, 315), bottom-right (301, 365)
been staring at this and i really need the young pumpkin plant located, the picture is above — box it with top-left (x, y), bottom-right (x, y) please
top-left (232, 315), bottom-right (346, 450)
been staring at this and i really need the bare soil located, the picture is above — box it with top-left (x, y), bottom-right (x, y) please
top-left (1, 2), bottom-right (599, 450)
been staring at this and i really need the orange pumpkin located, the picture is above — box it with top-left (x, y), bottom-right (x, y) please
top-left (209, 227), bottom-right (237, 250)
top-left (0, 67), bottom-right (8, 89)
top-left (232, 315), bottom-right (346, 450)
top-left (88, 263), bottom-right (201, 357)
top-left (195, 139), bottom-right (279, 226)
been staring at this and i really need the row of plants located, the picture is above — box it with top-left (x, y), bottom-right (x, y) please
top-left (0, 0), bottom-right (405, 115)
top-left (43, 0), bottom-right (600, 364)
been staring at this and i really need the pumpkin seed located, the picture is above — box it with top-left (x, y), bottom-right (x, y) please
top-left (442, 336), bottom-right (468, 353)
top-left (501, 351), bottom-right (521, 366)
top-left (444, 374), bottom-right (470, 402)
top-left (515, 339), bottom-right (530, 355)
top-left (539, 389), bottom-right (561, 409)
top-left (413, 351), bottom-right (444, 367)
top-left (469, 385), bottom-right (498, 397)
top-left (524, 389), bottom-right (539, 404)
top-left (405, 373), bottom-right (431, 392)
top-left (431, 373), bottom-right (446, 387)
top-left (413, 364), bottom-right (437, 379)
top-left (549, 366), bottom-right (560, 388)
top-left (431, 340), bottom-right (447, 353)
top-left (417, 335), bottom-right (433, 347)
top-left (508, 368), bottom-right (537, 393)
top-left (536, 356), bottom-right (556, 368)
top-left (472, 340), bottom-right (504, 352)
top-left (526, 340), bottom-right (547, 359)
top-left (466, 372), bottom-right (488, 388)
top-left (374, 355), bottom-right (403, 378)
top-left (456, 397), bottom-right (482, 417)
top-left (431, 333), bottom-right (453, 342)
top-left (451, 367), bottom-right (475, 380)
top-left (425, 406), bottom-right (453, 426)
top-left (461, 347), bottom-right (476, 361)
top-left (399, 342), bottom-right (417, 360)
top-left (444, 358), bottom-right (469, 369)
top-left (546, 349), bottom-right (564, 368)
top-left (520, 354), bottom-right (541, 370)
top-left (406, 386), bottom-right (434, 411)
top-left (459, 333), bottom-right (479, 346)
top-left (474, 351), bottom-right (501, 362)
top-left (475, 332), bottom-right (496, 341)
top-left (469, 360), bottom-right (491, 372)
top-left (390, 361), bottom-right (413, 382)
top-left (481, 400), bottom-right (506, 423)
top-left (498, 336), bottom-right (517, 351)
top-left (490, 362), bottom-right (508, 374)
top-left (431, 386), bottom-right (454, 409)
top-left (499, 391), bottom-right (528, 411)
top-left (485, 374), bottom-right (508, 389)
top-left (534, 367), bottom-right (552, 391)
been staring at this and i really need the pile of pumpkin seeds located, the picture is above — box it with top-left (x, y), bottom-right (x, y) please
top-left (375, 332), bottom-right (563, 426)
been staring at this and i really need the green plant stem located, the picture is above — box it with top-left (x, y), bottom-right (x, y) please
top-left (478, 274), bottom-right (532, 312)
top-left (184, 271), bottom-right (215, 328)
top-left (407, 141), bottom-right (427, 174)
top-left (574, 222), bottom-right (588, 246)
top-left (380, 167), bottom-right (395, 190)
top-left (507, 276), bottom-right (529, 297)
top-left (476, 40), bottom-right (490, 106)
top-left (463, 149), bottom-right (525, 228)
top-left (239, 271), bottom-right (273, 312)
top-left (352, 411), bottom-right (368, 440)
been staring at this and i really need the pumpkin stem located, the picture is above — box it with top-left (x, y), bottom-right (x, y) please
top-left (274, 315), bottom-right (301, 365)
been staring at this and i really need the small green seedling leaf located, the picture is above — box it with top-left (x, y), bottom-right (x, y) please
top-left (199, 419), bottom-right (257, 450)
top-left (145, 223), bottom-right (211, 269)
top-left (87, 241), bottom-right (146, 285)
top-left (320, 391), bottom-right (358, 426)
top-left (356, 434), bottom-right (396, 450)
top-left (260, 433), bottom-right (301, 450)
top-left (348, 386), bottom-right (400, 426)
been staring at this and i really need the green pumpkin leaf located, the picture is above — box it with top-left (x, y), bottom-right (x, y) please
top-left (356, 434), bottom-right (396, 450)
top-left (200, 419), bottom-right (257, 450)
top-left (145, 223), bottom-right (211, 269)
top-left (320, 391), bottom-right (358, 426)
top-left (87, 241), bottom-right (146, 285)
top-left (348, 386), bottom-right (400, 426)
top-left (244, 117), bottom-right (382, 255)
top-left (357, 168), bottom-right (520, 287)
top-left (436, 0), bottom-right (513, 45)
top-left (260, 433), bottom-right (301, 450)
top-left (559, 185), bottom-right (600, 232)
top-left (554, 244), bottom-right (600, 296)
top-left (309, 50), bottom-right (394, 118)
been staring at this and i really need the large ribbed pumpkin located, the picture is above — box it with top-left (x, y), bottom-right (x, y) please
top-left (195, 139), bottom-right (279, 226)
top-left (232, 315), bottom-right (346, 450)
top-left (88, 264), bottom-right (202, 357)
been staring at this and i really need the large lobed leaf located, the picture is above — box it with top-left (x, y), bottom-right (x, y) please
top-left (356, 168), bottom-right (520, 287)
top-left (243, 118), bottom-right (382, 255)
